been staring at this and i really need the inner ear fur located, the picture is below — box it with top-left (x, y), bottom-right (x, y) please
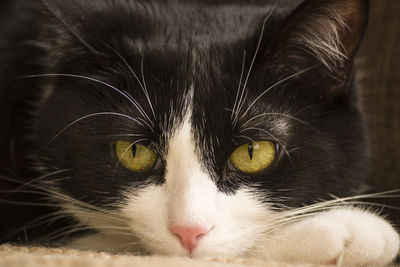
top-left (266, 0), bottom-right (369, 92)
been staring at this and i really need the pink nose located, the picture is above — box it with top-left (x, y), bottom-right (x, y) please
top-left (170, 225), bottom-right (211, 253)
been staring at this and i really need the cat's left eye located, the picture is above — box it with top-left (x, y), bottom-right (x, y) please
top-left (115, 141), bottom-right (158, 172)
top-left (229, 141), bottom-right (276, 174)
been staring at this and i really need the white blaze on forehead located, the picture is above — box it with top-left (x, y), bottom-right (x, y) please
top-left (164, 112), bottom-right (218, 227)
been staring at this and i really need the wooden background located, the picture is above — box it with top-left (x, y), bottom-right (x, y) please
top-left (358, 0), bottom-right (400, 224)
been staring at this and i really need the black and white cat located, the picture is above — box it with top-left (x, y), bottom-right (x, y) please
top-left (0, 0), bottom-right (399, 265)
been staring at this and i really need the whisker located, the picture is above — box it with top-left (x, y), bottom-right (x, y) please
top-left (104, 44), bottom-right (145, 89)
top-left (103, 44), bottom-right (156, 122)
top-left (269, 190), bottom-right (400, 226)
top-left (231, 51), bottom-right (247, 122)
top-left (0, 174), bottom-right (127, 225)
top-left (38, 224), bottom-right (137, 244)
top-left (0, 191), bottom-right (127, 227)
top-left (36, 224), bottom-right (87, 243)
top-left (46, 196), bottom-right (127, 225)
top-left (263, 201), bottom-right (397, 235)
top-left (4, 169), bottom-right (71, 195)
top-left (241, 112), bottom-right (320, 133)
top-left (20, 212), bottom-right (74, 231)
top-left (105, 133), bottom-right (145, 138)
top-left (0, 199), bottom-right (61, 208)
top-left (17, 73), bottom-right (154, 129)
top-left (1, 212), bottom-right (76, 243)
top-left (233, 8), bottom-right (276, 127)
top-left (235, 89), bottom-right (248, 128)
top-left (58, 205), bottom-right (128, 227)
top-left (235, 135), bottom-right (258, 144)
top-left (45, 112), bottom-right (144, 147)
top-left (239, 126), bottom-right (284, 144)
top-left (240, 66), bottom-right (316, 120)
top-left (141, 56), bottom-right (156, 120)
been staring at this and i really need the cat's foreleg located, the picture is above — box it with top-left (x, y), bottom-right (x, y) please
top-left (256, 208), bottom-right (399, 266)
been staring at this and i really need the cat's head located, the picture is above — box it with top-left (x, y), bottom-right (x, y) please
top-left (25, 0), bottom-right (368, 257)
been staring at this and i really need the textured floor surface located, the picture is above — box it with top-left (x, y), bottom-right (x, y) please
top-left (0, 245), bottom-right (319, 267)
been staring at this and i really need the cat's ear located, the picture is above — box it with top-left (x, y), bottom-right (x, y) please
top-left (267, 0), bottom-right (368, 92)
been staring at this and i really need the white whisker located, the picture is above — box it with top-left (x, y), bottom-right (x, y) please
top-left (18, 74), bottom-right (154, 129)
top-left (7, 169), bottom-right (71, 193)
top-left (241, 112), bottom-right (320, 133)
top-left (268, 190), bottom-right (400, 229)
top-left (104, 44), bottom-right (156, 122)
top-left (231, 50), bottom-right (247, 122)
top-left (233, 8), bottom-right (276, 127)
top-left (0, 174), bottom-right (128, 225)
top-left (141, 56), bottom-right (156, 120)
top-left (105, 133), bottom-right (146, 138)
top-left (240, 66), bottom-right (315, 120)
top-left (46, 112), bottom-right (145, 146)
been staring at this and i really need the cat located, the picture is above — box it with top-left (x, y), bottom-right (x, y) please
top-left (0, 0), bottom-right (399, 265)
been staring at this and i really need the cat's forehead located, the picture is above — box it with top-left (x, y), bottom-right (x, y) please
top-left (121, 3), bottom-right (274, 51)
top-left (114, 47), bottom-right (294, 157)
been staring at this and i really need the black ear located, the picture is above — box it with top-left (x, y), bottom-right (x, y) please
top-left (267, 0), bottom-right (368, 92)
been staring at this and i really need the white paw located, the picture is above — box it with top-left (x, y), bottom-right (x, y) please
top-left (256, 208), bottom-right (399, 266)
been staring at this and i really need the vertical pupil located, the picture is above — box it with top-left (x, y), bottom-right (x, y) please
top-left (132, 144), bottom-right (137, 157)
top-left (248, 143), bottom-right (253, 160)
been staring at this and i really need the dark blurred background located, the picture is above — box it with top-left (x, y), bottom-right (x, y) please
top-left (359, 0), bottom-right (400, 225)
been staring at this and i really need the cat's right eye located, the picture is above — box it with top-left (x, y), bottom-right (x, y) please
top-left (115, 141), bottom-right (158, 172)
top-left (229, 141), bottom-right (276, 174)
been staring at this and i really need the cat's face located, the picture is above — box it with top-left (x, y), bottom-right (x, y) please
top-left (26, 0), bottom-right (368, 257)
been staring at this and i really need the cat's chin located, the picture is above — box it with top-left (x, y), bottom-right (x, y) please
top-left (67, 232), bottom-right (252, 258)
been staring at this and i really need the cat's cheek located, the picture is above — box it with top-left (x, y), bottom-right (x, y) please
top-left (120, 185), bottom-right (183, 255)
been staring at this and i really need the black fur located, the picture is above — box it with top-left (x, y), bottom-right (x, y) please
top-left (0, 0), bottom-right (369, 245)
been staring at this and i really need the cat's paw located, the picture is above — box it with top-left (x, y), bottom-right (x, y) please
top-left (257, 208), bottom-right (399, 266)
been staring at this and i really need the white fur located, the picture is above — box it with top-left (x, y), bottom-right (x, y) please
top-left (254, 208), bottom-right (400, 266)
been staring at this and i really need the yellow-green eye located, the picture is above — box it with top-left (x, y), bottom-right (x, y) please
top-left (229, 141), bottom-right (276, 174)
top-left (115, 141), bottom-right (157, 172)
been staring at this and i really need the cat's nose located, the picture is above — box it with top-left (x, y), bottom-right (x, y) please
top-left (170, 225), bottom-right (211, 253)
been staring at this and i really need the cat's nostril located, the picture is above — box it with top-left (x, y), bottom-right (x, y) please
top-left (170, 225), bottom-right (212, 253)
